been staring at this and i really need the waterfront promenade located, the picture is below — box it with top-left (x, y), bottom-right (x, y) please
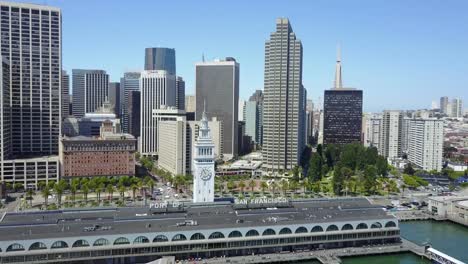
top-left (179, 239), bottom-right (428, 264)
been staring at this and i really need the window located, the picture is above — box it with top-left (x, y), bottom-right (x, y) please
top-left (190, 233), bottom-right (205, 240)
top-left (93, 238), bottom-right (109, 246)
top-left (311, 226), bottom-right (324, 232)
top-left (341, 224), bottom-right (353, 231)
top-left (279, 227), bottom-right (292, 235)
top-left (228, 231), bottom-right (242, 238)
top-left (295, 227), bottom-right (308, 234)
top-left (209, 232), bottom-right (225, 239)
top-left (134, 236), bottom-right (149, 244)
top-left (246, 230), bottom-right (260, 237)
top-left (29, 242), bottom-right (47, 250)
top-left (6, 243), bottom-right (25, 252)
top-left (114, 237), bottom-right (130, 245)
top-left (385, 221), bottom-right (397, 228)
top-left (172, 234), bottom-right (187, 241)
top-left (153, 235), bottom-right (169, 243)
top-left (72, 240), bottom-right (89, 248)
top-left (51, 241), bottom-right (68, 249)
top-left (326, 225), bottom-right (339, 232)
top-left (262, 229), bottom-right (276, 236)
top-left (371, 222), bottom-right (382, 229)
top-left (356, 223), bottom-right (368, 229)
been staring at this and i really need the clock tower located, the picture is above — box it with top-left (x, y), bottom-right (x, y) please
top-left (192, 105), bottom-right (215, 203)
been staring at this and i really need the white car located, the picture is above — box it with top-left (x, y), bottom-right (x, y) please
top-left (164, 195), bottom-right (170, 199)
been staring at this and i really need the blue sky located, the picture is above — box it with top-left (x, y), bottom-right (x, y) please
top-left (19, 0), bottom-right (468, 112)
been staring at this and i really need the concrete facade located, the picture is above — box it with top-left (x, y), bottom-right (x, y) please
top-left (407, 119), bottom-right (443, 171)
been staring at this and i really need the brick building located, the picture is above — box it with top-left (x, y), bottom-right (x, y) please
top-left (60, 122), bottom-right (136, 178)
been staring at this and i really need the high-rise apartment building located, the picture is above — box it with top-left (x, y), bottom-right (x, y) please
top-left (120, 72), bottom-right (141, 133)
top-left (379, 111), bottom-right (403, 159)
top-left (407, 119), bottom-right (443, 171)
top-left (108, 82), bottom-right (120, 116)
top-left (364, 114), bottom-right (382, 149)
top-left (72, 69), bottom-right (109, 118)
top-left (451, 98), bottom-right (463, 118)
top-left (195, 57), bottom-right (239, 160)
top-left (0, 2), bottom-right (61, 187)
top-left (176, 76), bottom-right (185, 110)
top-left (440, 96), bottom-right (449, 115)
top-left (139, 70), bottom-right (176, 156)
top-left (62, 70), bottom-right (69, 120)
top-left (263, 18), bottom-right (306, 171)
top-left (323, 48), bottom-right (362, 145)
top-left (144, 47), bottom-right (176, 75)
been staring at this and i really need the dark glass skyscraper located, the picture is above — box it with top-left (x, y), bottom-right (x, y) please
top-left (144, 47), bottom-right (176, 75)
top-left (323, 89), bottom-right (363, 145)
top-left (196, 58), bottom-right (239, 159)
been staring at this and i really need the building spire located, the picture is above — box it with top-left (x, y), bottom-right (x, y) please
top-left (334, 43), bottom-right (343, 89)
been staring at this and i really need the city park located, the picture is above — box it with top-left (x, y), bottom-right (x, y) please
top-left (1, 143), bottom-right (465, 211)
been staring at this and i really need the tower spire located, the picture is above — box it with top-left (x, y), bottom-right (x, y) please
top-left (334, 43), bottom-right (343, 89)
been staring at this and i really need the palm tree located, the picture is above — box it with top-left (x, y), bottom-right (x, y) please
top-left (106, 184), bottom-right (114, 201)
top-left (227, 180), bottom-right (236, 194)
top-left (238, 181), bottom-right (246, 195)
top-left (270, 181), bottom-right (278, 196)
top-left (70, 183), bottom-right (78, 205)
top-left (82, 184), bottom-right (89, 204)
top-left (280, 179), bottom-right (289, 196)
top-left (260, 181), bottom-right (268, 194)
top-left (118, 184), bottom-right (126, 202)
top-left (248, 180), bottom-right (256, 194)
top-left (26, 189), bottom-right (34, 207)
top-left (147, 179), bottom-right (155, 195)
top-left (41, 187), bottom-right (51, 208)
top-left (96, 183), bottom-right (104, 203)
top-left (131, 184), bottom-right (138, 201)
top-left (54, 180), bottom-right (67, 208)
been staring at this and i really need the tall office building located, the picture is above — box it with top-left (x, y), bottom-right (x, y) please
top-left (407, 119), bottom-right (443, 171)
top-left (244, 90), bottom-right (263, 145)
top-left (440, 96), bottom-right (449, 115)
top-left (323, 48), bottom-right (363, 145)
top-left (72, 69), bottom-right (109, 118)
top-left (263, 18), bottom-right (306, 171)
top-left (176, 76), bottom-right (185, 110)
top-left (127, 90), bottom-right (141, 138)
top-left (185, 95), bottom-right (196, 112)
top-left (0, 2), bottom-right (61, 187)
top-left (108, 82), bottom-right (120, 116)
top-left (120, 72), bottom-right (141, 133)
top-left (139, 70), bottom-right (176, 156)
top-left (451, 98), bottom-right (463, 118)
top-left (195, 57), bottom-right (239, 160)
top-left (62, 70), bottom-right (69, 120)
top-left (379, 111), bottom-right (403, 158)
top-left (144, 47), bottom-right (176, 75)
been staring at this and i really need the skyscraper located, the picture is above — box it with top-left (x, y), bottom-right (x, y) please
top-left (379, 111), bottom-right (403, 158)
top-left (144, 47), bottom-right (176, 75)
top-left (263, 18), bottom-right (306, 171)
top-left (139, 70), bottom-right (176, 156)
top-left (0, 2), bottom-right (61, 187)
top-left (128, 90), bottom-right (141, 138)
top-left (120, 72), bottom-right (141, 133)
top-left (244, 90), bottom-right (263, 145)
top-left (451, 98), bottom-right (463, 118)
top-left (195, 57), bottom-right (239, 159)
top-left (72, 69), bottom-right (109, 118)
top-left (62, 70), bottom-right (70, 120)
top-left (323, 48), bottom-right (363, 145)
top-left (176, 76), bottom-right (185, 110)
top-left (108, 82), bottom-right (120, 116)
top-left (440, 96), bottom-right (449, 115)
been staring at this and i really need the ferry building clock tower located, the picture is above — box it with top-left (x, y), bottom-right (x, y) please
top-left (193, 106), bottom-right (215, 203)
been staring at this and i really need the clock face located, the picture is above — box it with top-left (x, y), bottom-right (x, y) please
top-left (199, 167), bottom-right (212, 181)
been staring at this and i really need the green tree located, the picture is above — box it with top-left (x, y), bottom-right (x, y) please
top-left (260, 181), bottom-right (268, 194)
top-left (26, 189), bottom-right (34, 207)
top-left (248, 180), bottom-right (256, 194)
top-left (270, 181), bottom-right (278, 196)
top-left (292, 166), bottom-right (301, 181)
top-left (106, 184), bottom-right (114, 201)
top-left (403, 163), bottom-right (415, 175)
top-left (54, 179), bottom-right (67, 208)
top-left (280, 179), bottom-right (289, 195)
top-left (70, 182), bottom-right (78, 205)
top-left (363, 165), bottom-right (378, 195)
top-left (308, 153), bottom-right (323, 182)
top-left (118, 184), bottom-right (126, 202)
top-left (227, 180), bottom-right (236, 194)
top-left (131, 184), bottom-right (138, 201)
top-left (82, 183), bottom-right (89, 204)
top-left (376, 156), bottom-right (389, 176)
top-left (238, 181), bottom-right (246, 195)
top-left (41, 187), bottom-right (51, 207)
top-left (13, 182), bottom-right (23, 192)
top-left (332, 162), bottom-right (345, 195)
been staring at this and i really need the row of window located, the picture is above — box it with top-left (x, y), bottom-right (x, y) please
top-left (1, 221), bottom-right (397, 252)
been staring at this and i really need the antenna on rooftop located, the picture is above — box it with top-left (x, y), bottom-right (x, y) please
top-left (202, 53), bottom-right (205, 62)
